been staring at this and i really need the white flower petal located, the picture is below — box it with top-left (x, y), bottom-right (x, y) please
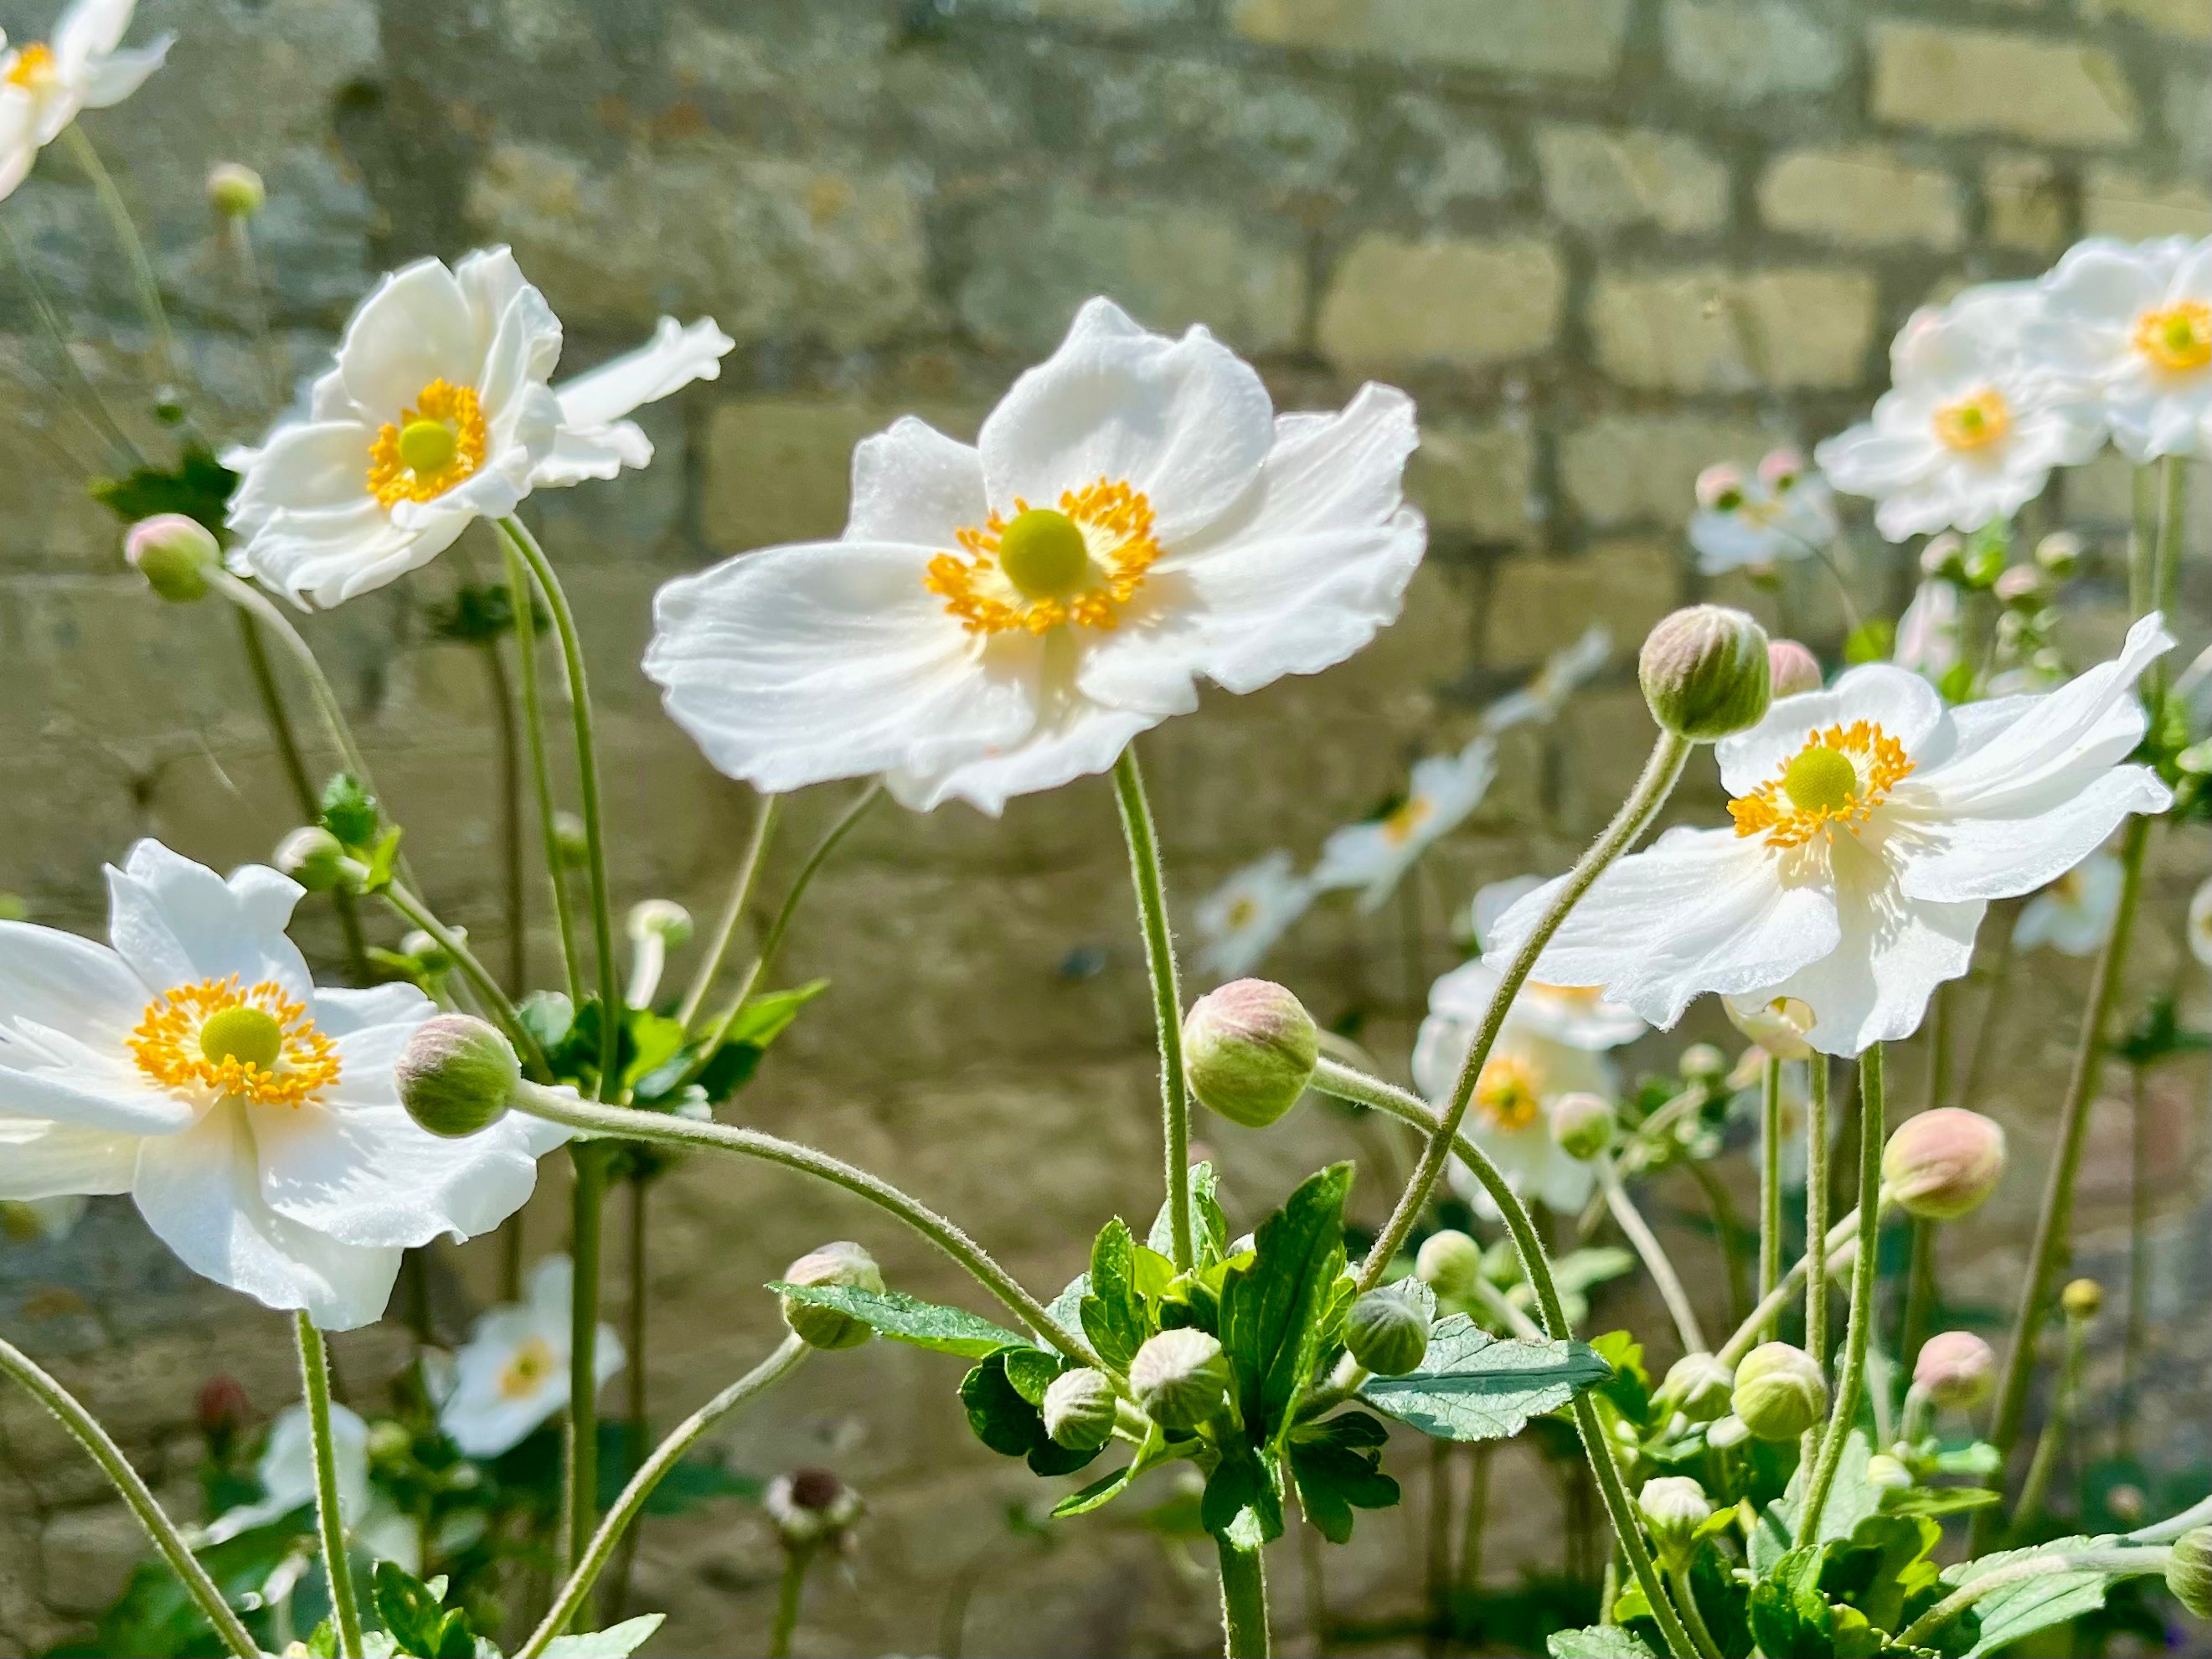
top-left (844, 417), bottom-right (989, 549)
top-left (1718, 664), bottom-right (1946, 798)
top-left (227, 420), bottom-right (379, 531)
top-left (52, 0), bottom-right (132, 68)
top-left (0, 920), bottom-right (150, 1043)
top-left (0, 1060), bottom-right (188, 1136)
top-left (1897, 767), bottom-right (2169, 904)
top-left (336, 258), bottom-right (482, 421)
top-left (105, 842), bottom-right (312, 1003)
top-left (1193, 852), bottom-right (1314, 981)
top-left (0, 1115), bottom-right (137, 1199)
top-left (80, 35), bottom-right (166, 106)
top-left (246, 502), bottom-right (466, 611)
top-left (885, 684), bottom-right (1160, 816)
top-left (311, 981), bottom-right (437, 1038)
top-left (553, 315), bottom-right (733, 434)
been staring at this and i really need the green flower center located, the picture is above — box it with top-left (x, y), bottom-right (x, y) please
top-left (995, 508), bottom-right (1091, 600)
top-left (199, 1005), bottom-right (286, 1073)
top-left (397, 418), bottom-right (461, 476)
top-left (1782, 745), bottom-right (1859, 816)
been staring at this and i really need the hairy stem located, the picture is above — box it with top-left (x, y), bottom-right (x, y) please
top-left (1804, 1055), bottom-right (1833, 1378)
top-left (1800, 1043), bottom-right (1885, 1544)
top-left (479, 636), bottom-right (529, 994)
top-left (1114, 748), bottom-right (1194, 1272)
top-left (379, 879), bottom-right (550, 1079)
top-left (676, 795), bottom-right (780, 1030)
top-left (2013, 1306), bottom-right (2089, 1535)
top-left (1217, 1536), bottom-right (1271, 1658)
top-left (1758, 1055), bottom-right (1783, 1339)
top-left (1596, 1156), bottom-right (1705, 1353)
top-left (1719, 1208), bottom-right (1869, 1368)
top-left (566, 1144), bottom-right (607, 1572)
top-left (499, 534), bottom-right (582, 1001)
top-left (295, 1314), bottom-right (366, 1659)
top-left (1666, 1565), bottom-right (1725, 1659)
top-left (767, 1545), bottom-right (815, 1659)
top-left (607, 1172), bottom-right (651, 1618)
top-left (1895, 1548), bottom-right (2171, 1650)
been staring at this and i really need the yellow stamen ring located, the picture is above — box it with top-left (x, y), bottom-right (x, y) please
top-left (128, 976), bottom-right (341, 1108)
top-left (1476, 1055), bottom-right (1543, 1133)
top-left (367, 379), bottom-right (488, 508)
top-left (926, 478), bottom-right (1162, 635)
top-left (2135, 301), bottom-right (2212, 374)
top-left (1730, 720), bottom-right (1914, 849)
top-left (3, 43), bottom-right (56, 90)
top-left (1931, 389), bottom-right (2011, 452)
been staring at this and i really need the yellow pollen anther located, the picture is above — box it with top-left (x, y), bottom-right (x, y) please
top-left (4, 43), bottom-right (55, 90)
top-left (367, 380), bottom-right (487, 507)
top-left (2135, 301), bottom-right (2212, 374)
top-left (1476, 1055), bottom-right (1542, 1132)
top-left (1381, 797), bottom-right (1435, 846)
top-left (128, 976), bottom-right (341, 1109)
top-left (1932, 390), bottom-right (2011, 451)
top-left (926, 478), bottom-right (1162, 635)
top-left (1730, 720), bottom-right (1914, 849)
top-left (1226, 897), bottom-right (1259, 930)
top-left (498, 1336), bottom-right (556, 1399)
top-left (199, 1005), bottom-right (284, 1073)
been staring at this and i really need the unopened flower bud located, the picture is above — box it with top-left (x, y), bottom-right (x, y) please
top-left (1129, 1328), bottom-right (1232, 1430)
top-left (1637, 1476), bottom-right (1713, 1567)
top-left (206, 162), bottom-right (266, 219)
top-left (2168, 1528), bottom-right (2212, 1621)
top-left (626, 899), bottom-right (692, 946)
top-left (1993, 565), bottom-right (2048, 606)
top-left (401, 929), bottom-right (454, 974)
top-left (1343, 1284), bottom-right (1430, 1377)
top-left (1654, 1352), bottom-right (1735, 1424)
top-left (1882, 1108), bottom-right (2006, 1220)
top-left (196, 1374), bottom-right (250, 1440)
top-left (2061, 1278), bottom-right (2103, 1321)
top-left (1183, 980), bottom-right (1317, 1129)
top-left (1549, 1091), bottom-right (1615, 1161)
top-left (1766, 639), bottom-right (1823, 699)
top-left (551, 811), bottom-right (589, 868)
top-left (366, 1420), bottom-right (410, 1461)
top-left (766, 1467), bottom-right (863, 1551)
top-left (1913, 1330), bottom-right (1995, 1409)
top-left (2034, 531), bottom-right (2083, 579)
top-left (274, 827), bottom-right (346, 893)
top-left (1921, 533), bottom-right (1965, 580)
top-left (778, 1242), bottom-right (884, 1351)
top-left (124, 513), bottom-right (217, 602)
top-left (396, 1014), bottom-right (518, 1138)
top-left (1042, 1368), bottom-right (1119, 1450)
top-left (1724, 993), bottom-right (1816, 1062)
top-left (1866, 1453), bottom-right (1912, 1493)
top-left (1962, 538), bottom-right (2007, 588)
top-left (1694, 463), bottom-right (1745, 513)
top-left (1757, 448), bottom-right (1806, 491)
top-left (1678, 1043), bottom-right (1729, 1087)
top-left (1415, 1229), bottom-right (1484, 1302)
top-left (1732, 1342), bottom-right (1828, 1442)
top-left (1640, 605), bottom-right (1771, 741)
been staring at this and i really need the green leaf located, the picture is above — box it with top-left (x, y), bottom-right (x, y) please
top-left (957, 1351), bottom-right (1100, 1476)
top-left (1201, 1441), bottom-right (1284, 1549)
top-left (1287, 1410), bottom-right (1399, 1543)
top-left (724, 979), bottom-right (830, 1046)
top-left (1149, 1159), bottom-right (1231, 1265)
top-left (1947, 1534), bottom-right (2122, 1658)
top-left (369, 1561), bottom-right (475, 1659)
top-left (319, 773), bottom-right (380, 849)
top-left (541, 1615), bottom-right (667, 1657)
top-left (1359, 1315), bottom-right (1612, 1442)
top-left (769, 1282), bottom-right (1026, 1358)
top-left (619, 1009), bottom-right (689, 1091)
top-left (1080, 1218), bottom-right (1148, 1370)
top-left (1588, 1329), bottom-right (1652, 1428)
top-left (1845, 616), bottom-right (1897, 665)
top-left (360, 827), bottom-right (405, 894)
top-left (518, 989), bottom-right (575, 1054)
top-left (1003, 1347), bottom-right (1063, 1406)
top-left (1759, 1430), bottom-right (1879, 1565)
top-left (425, 580), bottom-right (525, 643)
top-left (682, 980), bottom-right (831, 1101)
top-left (1879, 1485), bottom-right (2000, 1519)
top-left (1219, 1163), bottom-right (1353, 1445)
top-left (1049, 1423), bottom-right (1178, 1519)
top-left (89, 443), bottom-right (237, 533)
top-left (1547, 1626), bottom-right (1659, 1658)
top-left (1747, 1544), bottom-right (1888, 1659)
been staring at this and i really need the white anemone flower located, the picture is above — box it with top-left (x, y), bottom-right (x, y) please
top-left (199, 1403), bottom-right (419, 1568)
top-left (1414, 1015), bottom-right (1611, 1217)
top-left (226, 249), bottom-right (731, 608)
top-left (1193, 852), bottom-right (1315, 981)
top-left (1481, 626), bottom-right (1610, 734)
top-left (1310, 739), bottom-right (1497, 912)
top-left (1485, 616), bottom-right (2174, 1057)
top-left (1439, 877), bottom-right (1647, 1050)
top-left (2189, 878), bottom-right (2212, 968)
top-left (1816, 283), bottom-right (2103, 540)
top-left (2012, 850), bottom-right (2124, 957)
top-left (643, 296), bottom-right (1425, 815)
top-left (0, 841), bottom-right (565, 1331)
top-left (439, 1255), bottom-right (623, 1458)
top-left (0, 0), bottom-right (170, 204)
top-left (1688, 451), bottom-right (1839, 575)
top-left (2029, 235), bottom-right (2212, 462)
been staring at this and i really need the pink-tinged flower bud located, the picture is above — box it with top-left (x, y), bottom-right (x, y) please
top-left (779, 1242), bottom-right (884, 1350)
top-left (396, 1014), bottom-right (518, 1138)
top-left (1882, 1108), bottom-right (2006, 1220)
top-left (124, 514), bottom-right (218, 602)
top-left (1766, 639), bottom-right (1823, 699)
top-left (1694, 463), bottom-right (1745, 512)
top-left (196, 1374), bottom-right (250, 1440)
top-left (1993, 565), bottom-right (2048, 606)
top-left (1678, 1043), bottom-right (1729, 1087)
top-left (1913, 1330), bottom-right (1994, 1409)
top-left (1183, 980), bottom-right (1317, 1129)
top-left (206, 162), bottom-right (266, 219)
top-left (2168, 1528), bottom-right (2212, 1620)
top-left (1757, 448), bottom-right (1807, 491)
top-left (2061, 1277), bottom-right (2103, 1321)
top-left (1920, 533), bottom-right (1965, 580)
top-left (1640, 605), bottom-right (1771, 741)
top-left (1732, 1342), bottom-right (1827, 1441)
top-left (1549, 1091), bottom-right (1615, 1160)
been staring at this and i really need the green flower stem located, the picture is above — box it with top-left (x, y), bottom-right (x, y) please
top-left (1682, 1160), bottom-right (1749, 1331)
top-left (509, 1085), bottom-right (1103, 1368)
top-left (1309, 1058), bottom-right (1702, 1659)
top-left (1113, 748), bottom-right (1194, 1274)
top-left (1216, 1536), bottom-right (1271, 1658)
top-left (221, 213), bottom-right (288, 412)
top-left (565, 1143), bottom-right (608, 1574)
top-left (1894, 1547), bottom-right (2171, 1651)
top-left (378, 879), bottom-right (551, 1080)
top-left (2132, 1492), bottom-right (2212, 1543)
top-left (1, 214), bottom-right (142, 466)
top-left (1718, 1207), bottom-right (1871, 1368)
top-left (606, 1172), bottom-right (652, 1619)
top-left (1804, 1055), bottom-right (1833, 1377)
top-left (675, 795), bottom-right (781, 1029)
top-left (1665, 1565), bottom-right (1725, 1659)
top-left (61, 125), bottom-right (181, 387)
top-left (208, 570), bottom-right (381, 808)
top-left (1799, 1043), bottom-right (1885, 1545)
top-left (1469, 1274), bottom-right (1545, 1342)
top-left (2013, 1303), bottom-right (2090, 1535)
top-left (0, 1335), bottom-right (257, 1658)
top-left (478, 634), bottom-right (529, 994)
top-left (499, 533), bottom-right (582, 1002)
top-left (1356, 730), bottom-right (1692, 1296)
top-left (1758, 1056), bottom-right (1782, 1335)
top-left (1596, 1155), bottom-right (1705, 1354)
top-left (295, 1313), bottom-right (366, 1659)
top-left (1899, 1216), bottom-right (1936, 1374)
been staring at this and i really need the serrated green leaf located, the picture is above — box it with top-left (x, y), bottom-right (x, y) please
top-left (1081, 1218), bottom-right (1147, 1370)
top-left (1359, 1315), bottom-right (1611, 1442)
top-left (360, 826), bottom-right (405, 894)
top-left (1148, 1159), bottom-right (1231, 1264)
top-left (1287, 1410), bottom-right (1399, 1543)
top-left (1053, 1462), bottom-right (1138, 1519)
top-left (89, 443), bottom-right (236, 533)
top-left (1219, 1163), bottom-right (1353, 1445)
top-left (370, 1561), bottom-right (474, 1659)
top-left (1201, 1441), bottom-right (1284, 1548)
top-left (541, 1615), bottom-right (666, 1657)
top-left (1761, 1430), bottom-right (1879, 1562)
top-left (1003, 1347), bottom-right (1063, 1406)
top-left (956, 1351), bottom-right (1100, 1477)
top-left (1547, 1626), bottom-right (1659, 1658)
top-left (1879, 1485), bottom-right (2001, 1519)
top-left (769, 1282), bottom-right (1025, 1358)
top-left (518, 990), bottom-right (575, 1054)
top-left (1946, 1534), bottom-right (2122, 1658)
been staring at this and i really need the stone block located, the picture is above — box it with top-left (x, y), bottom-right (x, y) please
top-left (1589, 266), bottom-right (1877, 391)
top-left (703, 398), bottom-right (982, 553)
top-left (1536, 125), bottom-right (1730, 234)
top-left (1405, 420), bottom-right (1539, 544)
top-left (1229, 0), bottom-right (1632, 80)
top-left (39, 1507), bottom-right (145, 1615)
top-left (1759, 147), bottom-right (1965, 250)
top-left (1482, 543), bottom-right (1685, 666)
top-left (1983, 154), bottom-right (2070, 255)
top-left (1663, 0), bottom-right (1848, 100)
top-left (1388, 96), bottom-right (1516, 214)
top-left (2084, 167), bottom-right (2212, 240)
top-left (1560, 414), bottom-right (1780, 530)
top-left (1317, 235), bottom-right (1564, 371)
top-left (1078, 54), bottom-right (1359, 204)
top-left (2083, 0), bottom-right (2212, 39)
top-left (1870, 23), bottom-right (2140, 147)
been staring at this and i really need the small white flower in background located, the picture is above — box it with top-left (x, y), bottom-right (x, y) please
top-left (1486, 616), bottom-right (2174, 1057)
top-left (198, 1402), bottom-right (420, 1569)
top-left (1193, 852), bottom-right (1315, 981)
top-left (1415, 1015), bottom-right (1613, 1217)
top-left (1426, 877), bottom-right (1646, 1052)
top-left (2012, 850), bottom-right (2124, 957)
top-left (0, 0), bottom-right (170, 203)
top-left (1817, 281), bottom-right (2103, 541)
top-left (439, 1255), bottom-right (623, 1458)
top-left (1309, 739), bottom-right (1497, 912)
top-left (2030, 234), bottom-right (2212, 462)
top-left (2189, 878), bottom-right (2212, 967)
top-left (1687, 451), bottom-right (1838, 576)
top-left (226, 248), bottom-right (731, 608)
top-left (1481, 626), bottom-right (1610, 734)
top-left (0, 841), bottom-right (565, 1331)
top-left (645, 296), bottom-right (1426, 815)
top-left (1725, 1054), bottom-right (1823, 1190)
top-left (1893, 579), bottom-right (1964, 686)
top-left (0, 1193), bottom-right (85, 1243)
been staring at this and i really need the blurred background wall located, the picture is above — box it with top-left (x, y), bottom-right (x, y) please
top-left (0, 0), bottom-right (2208, 1652)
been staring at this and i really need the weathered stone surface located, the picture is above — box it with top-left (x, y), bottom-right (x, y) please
top-left (2083, 0), bottom-right (2212, 40)
top-left (1759, 147), bottom-right (1965, 249)
top-left (1590, 265), bottom-right (1878, 390)
top-left (1870, 23), bottom-right (2141, 146)
top-left (1560, 415), bottom-right (1781, 529)
top-left (1483, 542), bottom-right (1684, 663)
top-left (38, 1507), bottom-right (145, 1615)
top-left (1406, 420), bottom-right (1539, 544)
top-left (1663, 0), bottom-right (1848, 100)
top-left (703, 399), bottom-right (979, 552)
top-left (1230, 0), bottom-right (1634, 80)
top-left (1317, 235), bottom-right (1564, 370)
top-left (1983, 153), bottom-right (2070, 254)
top-left (2083, 167), bottom-right (2212, 240)
top-left (1537, 125), bottom-right (1730, 234)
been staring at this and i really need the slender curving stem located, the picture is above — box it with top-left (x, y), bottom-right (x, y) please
top-left (1666, 1564), bottom-right (1725, 1659)
top-left (2013, 1301), bottom-right (2090, 1534)
top-left (1894, 1547), bottom-right (2172, 1651)
top-left (1355, 730), bottom-right (1692, 1295)
top-left (1113, 748), bottom-right (1194, 1273)
top-left (209, 571), bottom-right (383, 808)
top-left (1803, 1054), bottom-right (1833, 1376)
top-left (1310, 1059), bottom-right (1701, 1659)
top-left (509, 1085), bottom-right (1104, 1368)
top-left (1216, 1537), bottom-right (1271, 1658)
top-left (499, 533), bottom-right (583, 1001)
top-left (2132, 1492), bottom-right (2212, 1544)
top-left (1719, 1208), bottom-right (1869, 1368)
top-left (1596, 1156), bottom-right (1705, 1354)
top-left (378, 879), bottom-right (551, 1080)
top-left (1800, 1043), bottom-right (1885, 1544)
top-left (767, 1545), bottom-right (816, 1659)
top-left (295, 1314), bottom-right (366, 1659)
top-left (478, 633), bottom-right (529, 995)
top-left (1758, 1055), bottom-right (1783, 1336)
top-left (1, 213), bottom-right (142, 466)
top-left (565, 1143), bottom-right (608, 1573)
top-left (676, 794), bottom-right (781, 1030)
top-left (62, 125), bottom-right (181, 385)
top-left (0, 1335), bottom-right (258, 1657)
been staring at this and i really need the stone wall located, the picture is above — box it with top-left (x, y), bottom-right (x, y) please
top-left (1, 0), bottom-right (2208, 1653)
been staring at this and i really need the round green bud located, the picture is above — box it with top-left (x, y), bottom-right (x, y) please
top-left (2034, 531), bottom-right (2083, 579)
top-left (1913, 1330), bottom-right (1995, 1409)
top-left (206, 162), bottom-right (266, 218)
top-left (1637, 1476), bottom-right (1713, 1567)
top-left (551, 811), bottom-right (590, 868)
top-left (2167, 1528), bottom-right (2212, 1621)
top-left (124, 513), bottom-right (217, 602)
top-left (401, 928), bottom-right (455, 975)
top-left (1546, 1090), bottom-right (1614, 1161)
top-left (1882, 1108), bottom-right (2007, 1220)
top-left (1732, 1342), bottom-right (1828, 1442)
top-left (1654, 1352), bottom-right (1735, 1425)
top-left (1183, 980), bottom-right (1318, 1130)
top-left (1766, 639), bottom-right (1823, 699)
top-left (396, 1014), bottom-right (519, 1138)
top-left (1993, 565), bottom-right (2048, 607)
top-left (626, 898), bottom-right (693, 945)
top-left (1678, 1043), bottom-right (1729, 1088)
top-left (1343, 1284), bottom-right (1430, 1377)
top-left (2060, 1277), bottom-right (2104, 1321)
top-left (997, 507), bottom-right (1092, 600)
top-left (274, 826), bottom-right (347, 893)
top-left (1129, 1328), bottom-right (1233, 1430)
top-left (366, 1419), bottom-right (411, 1461)
top-left (1866, 1453), bottom-right (1913, 1493)
top-left (1920, 533), bottom-right (1965, 580)
top-left (1042, 1367), bottom-right (1119, 1450)
top-left (1415, 1229), bottom-right (1484, 1302)
top-left (1962, 538), bottom-right (2007, 589)
top-left (779, 1242), bottom-right (884, 1351)
top-left (1638, 605), bottom-right (1771, 741)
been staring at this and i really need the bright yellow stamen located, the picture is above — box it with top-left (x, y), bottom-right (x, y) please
top-left (1729, 720), bottom-right (1914, 849)
top-left (925, 478), bottom-right (1161, 635)
top-left (366, 380), bottom-right (487, 508)
top-left (1476, 1055), bottom-right (1542, 1132)
top-left (128, 976), bottom-right (341, 1108)
top-left (1931, 389), bottom-right (2011, 451)
top-left (498, 1336), bottom-right (556, 1399)
top-left (2134, 301), bottom-right (2212, 374)
top-left (1381, 797), bottom-right (1435, 846)
top-left (1226, 897), bottom-right (1259, 930)
top-left (3, 43), bottom-right (55, 90)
